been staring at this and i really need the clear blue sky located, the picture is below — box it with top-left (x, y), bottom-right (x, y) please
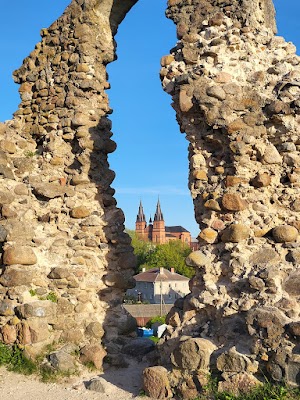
top-left (0, 1), bottom-right (299, 237)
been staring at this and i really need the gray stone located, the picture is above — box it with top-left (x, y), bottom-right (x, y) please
top-left (122, 338), bottom-right (155, 357)
top-left (0, 225), bottom-right (8, 242)
top-left (49, 351), bottom-right (76, 372)
top-left (86, 378), bottom-right (106, 393)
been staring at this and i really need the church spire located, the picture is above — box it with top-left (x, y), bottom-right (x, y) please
top-left (136, 200), bottom-right (146, 222)
top-left (154, 198), bottom-right (164, 221)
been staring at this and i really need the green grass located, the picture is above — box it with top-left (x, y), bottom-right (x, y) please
top-left (149, 335), bottom-right (160, 344)
top-left (0, 343), bottom-right (37, 375)
top-left (0, 342), bottom-right (76, 382)
top-left (195, 379), bottom-right (300, 400)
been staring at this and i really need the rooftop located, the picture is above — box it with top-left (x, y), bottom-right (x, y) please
top-left (134, 267), bottom-right (189, 283)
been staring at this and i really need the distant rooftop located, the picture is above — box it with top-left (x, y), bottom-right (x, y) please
top-left (165, 226), bottom-right (189, 233)
top-left (134, 267), bottom-right (189, 283)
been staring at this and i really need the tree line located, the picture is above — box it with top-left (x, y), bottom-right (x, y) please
top-left (127, 230), bottom-right (194, 278)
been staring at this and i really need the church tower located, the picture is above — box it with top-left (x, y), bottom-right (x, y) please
top-left (152, 199), bottom-right (166, 244)
top-left (135, 201), bottom-right (147, 240)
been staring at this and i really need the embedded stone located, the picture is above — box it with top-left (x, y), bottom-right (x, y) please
top-left (48, 267), bottom-right (71, 279)
top-left (251, 172), bottom-right (271, 187)
top-left (160, 55), bottom-right (175, 67)
top-left (80, 344), bottom-right (106, 369)
top-left (71, 206), bottom-right (91, 218)
top-left (0, 140), bottom-right (17, 154)
top-left (85, 322), bottom-right (104, 339)
top-left (32, 183), bottom-right (66, 199)
top-left (0, 266), bottom-right (36, 287)
top-left (206, 85), bottom-right (226, 101)
top-left (204, 199), bottom-right (221, 211)
top-left (284, 272), bottom-right (300, 296)
top-left (272, 225), bottom-right (298, 243)
top-left (214, 72), bottom-right (232, 83)
top-left (221, 224), bottom-right (250, 243)
top-left (103, 272), bottom-right (135, 289)
top-left (171, 338), bottom-right (216, 371)
top-left (250, 248), bottom-right (279, 265)
top-left (179, 90), bottom-right (193, 112)
top-left (3, 246), bottom-right (37, 265)
top-left (0, 300), bottom-right (15, 316)
top-left (199, 228), bottom-right (218, 243)
top-left (143, 366), bottom-right (172, 400)
top-left (0, 225), bottom-right (8, 242)
top-left (287, 322), bottom-right (300, 337)
top-left (211, 219), bottom-right (225, 231)
top-left (57, 298), bottom-right (74, 315)
top-left (0, 190), bottom-right (14, 205)
top-left (16, 301), bottom-right (56, 319)
top-left (1, 324), bottom-right (17, 344)
top-left (27, 319), bottom-right (50, 343)
top-left (263, 144), bottom-right (282, 164)
top-left (227, 119), bottom-right (248, 134)
top-left (225, 176), bottom-right (246, 187)
top-left (49, 351), bottom-right (76, 372)
top-left (186, 251), bottom-right (211, 268)
top-left (218, 373), bottom-right (261, 396)
top-left (194, 170), bottom-right (208, 180)
top-left (222, 193), bottom-right (248, 211)
top-left (216, 347), bottom-right (258, 373)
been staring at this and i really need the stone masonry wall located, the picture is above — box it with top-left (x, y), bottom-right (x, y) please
top-left (142, 0), bottom-right (300, 398)
top-left (1, 0), bottom-right (300, 394)
top-left (0, 0), bottom-right (138, 369)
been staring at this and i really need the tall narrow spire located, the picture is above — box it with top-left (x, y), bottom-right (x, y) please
top-left (154, 198), bottom-right (164, 221)
top-left (136, 200), bottom-right (146, 222)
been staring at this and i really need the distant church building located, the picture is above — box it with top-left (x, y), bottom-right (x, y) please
top-left (135, 200), bottom-right (192, 246)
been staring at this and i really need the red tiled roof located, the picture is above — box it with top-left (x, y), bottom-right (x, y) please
top-left (134, 268), bottom-right (189, 283)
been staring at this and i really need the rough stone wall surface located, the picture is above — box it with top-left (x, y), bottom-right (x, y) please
top-left (144, 0), bottom-right (300, 398)
top-left (0, 0), bottom-right (138, 368)
top-left (1, 0), bottom-right (300, 394)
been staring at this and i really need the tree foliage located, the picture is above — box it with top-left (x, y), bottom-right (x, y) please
top-left (127, 230), bottom-right (194, 277)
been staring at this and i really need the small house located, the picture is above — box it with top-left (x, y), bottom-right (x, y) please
top-left (126, 267), bottom-right (190, 304)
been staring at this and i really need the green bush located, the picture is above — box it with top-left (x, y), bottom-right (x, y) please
top-left (146, 315), bottom-right (166, 328)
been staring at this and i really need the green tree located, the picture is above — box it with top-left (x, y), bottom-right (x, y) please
top-left (127, 230), bottom-right (194, 278)
top-left (146, 240), bottom-right (194, 278)
top-left (126, 230), bottom-right (155, 273)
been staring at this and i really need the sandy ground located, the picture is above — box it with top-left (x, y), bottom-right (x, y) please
top-left (0, 359), bottom-right (153, 400)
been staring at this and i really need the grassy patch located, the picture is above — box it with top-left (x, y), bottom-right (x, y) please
top-left (0, 343), bottom-right (37, 375)
top-left (149, 336), bottom-right (160, 344)
top-left (195, 379), bottom-right (300, 400)
top-left (0, 342), bottom-right (76, 382)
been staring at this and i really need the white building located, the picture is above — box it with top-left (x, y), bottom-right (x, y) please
top-left (126, 267), bottom-right (190, 304)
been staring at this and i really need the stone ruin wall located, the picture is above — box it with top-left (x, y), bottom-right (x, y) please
top-left (146, 0), bottom-right (300, 398)
top-left (0, 0), bottom-right (139, 369)
top-left (0, 0), bottom-right (300, 396)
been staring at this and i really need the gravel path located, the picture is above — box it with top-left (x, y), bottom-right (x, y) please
top-left (0, 359), bottom-right (153, 400)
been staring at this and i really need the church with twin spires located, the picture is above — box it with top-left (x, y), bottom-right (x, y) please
top-left (135, 200), bottom-right (191, 245)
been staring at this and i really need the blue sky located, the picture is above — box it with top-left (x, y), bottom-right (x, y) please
top-left (0, 1), bottom-right (299, 237)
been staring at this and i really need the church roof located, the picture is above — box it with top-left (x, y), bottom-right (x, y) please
top-left (136, 200), bottom-right (146, 222)
top-left (154, 199), bottom-right (164, 221)
top-left (165, 225), bottom-right (190, 233)
top-left (134, 267), bottom-right (189, 283)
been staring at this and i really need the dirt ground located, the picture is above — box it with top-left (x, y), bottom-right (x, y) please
top-left (0, 359), bottom-right (153, 400)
